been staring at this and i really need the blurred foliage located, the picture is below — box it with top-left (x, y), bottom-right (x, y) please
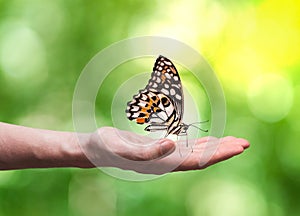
top-left (1, 0), bottom-right (300, 215)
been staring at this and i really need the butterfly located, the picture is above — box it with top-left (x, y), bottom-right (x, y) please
top-left (126, 55), bottom-right (208, 138)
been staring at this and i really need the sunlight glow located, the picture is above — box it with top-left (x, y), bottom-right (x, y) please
top-left (130, 0), bottom-right (227, 50)
top-left (247, 73), bottom-right (293, 123)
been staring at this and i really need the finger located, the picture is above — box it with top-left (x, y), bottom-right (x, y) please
top-left (219, 136), bottom-right (236, 142)
top-left (220, 138), bottom-right (250, 150)
top-left (148, 139), bottom-right (176, 160)
top-left (235, 138), bottom-right (250, 149)
top-left (176, 136), bottom-right (217, 149)
top-left (173, 140), bottom-right (246, 171)
top-left (191, 136), bottom-right (250, 150)
top-left (209, 142), bottom-right (245, 163)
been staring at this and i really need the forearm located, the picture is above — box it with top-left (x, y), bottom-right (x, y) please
top-left (0, 122), bottom-right (93, 170)
top-left (0, 122), bottom-right (250, 173)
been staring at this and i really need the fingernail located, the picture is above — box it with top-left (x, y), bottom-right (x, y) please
top-left (160, 140), bottom-right (175, 155)
top-left (236, 138), bottom-right (250, 148)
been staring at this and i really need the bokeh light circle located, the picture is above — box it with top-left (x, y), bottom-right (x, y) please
top-left (0, 20), bottom-right (47, 82)
top-left (72, 36), bottom-right (225, 181)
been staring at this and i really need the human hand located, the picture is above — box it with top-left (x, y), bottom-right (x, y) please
top-left (82, 127), bottom-right (249, 174)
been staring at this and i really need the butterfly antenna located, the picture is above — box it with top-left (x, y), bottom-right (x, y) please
top-left (190, 120), bottom-right (209, 125)
top-left (189, 124), bottom-right (208, 132)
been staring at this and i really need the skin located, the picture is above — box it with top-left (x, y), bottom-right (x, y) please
top-left (0, 122), bottom-right (250, 174)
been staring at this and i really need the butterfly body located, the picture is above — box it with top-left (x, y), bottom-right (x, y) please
top-left (126, 55), bottom-right (207, 137)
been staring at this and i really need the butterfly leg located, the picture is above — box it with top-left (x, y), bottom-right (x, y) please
top-left (178, 132), bottom-right (193, 153)
top-left (186, 131), bottom-right (193, 153)
top-left (145, 124), bottom-right (168, 132)
top-left (145, 125), bottom-right (169, 140)
top-left (175, 135), bottom-right (183, 157)
top-left (164, 130), bottom-right (169, 138)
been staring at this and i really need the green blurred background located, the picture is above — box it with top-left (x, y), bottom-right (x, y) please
top-left (0, 0), bottom-right (300, 215)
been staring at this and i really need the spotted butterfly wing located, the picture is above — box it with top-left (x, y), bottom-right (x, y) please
top-left (146, 56), bottom-right (184, 119)
top-left (126, 55), bottom-right (186, 136)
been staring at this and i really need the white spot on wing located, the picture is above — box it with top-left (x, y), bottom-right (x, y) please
top-left (130, 99), bottom-right (136, 103)
top-left (164, 61), bottom-right (172, 66)
top-left (161, 88), bottom-right (169, 95)
top-left (170, 89), bottom-right (176, 95)
top-left (131, 106), bottom-right (139, 111)
top-left (148, 91), bottom-right (156, 97)
top-left (165, 73), bottom-right (171, 79)
top-left (175, 94), bottom-right (182, 100)
top-left (165, 103), bottom-right (175, 115)
top-left (158, 112), bottom-right (168, 121)
top-left (132, 112), bottom-right (139, 118)
top-left (138, 101), bottom-right (147, 106)
top-left (141, 94), bottom-right (147, 100)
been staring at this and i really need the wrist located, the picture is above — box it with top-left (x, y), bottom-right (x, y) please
top-left (62, 132), bottom-right (95, 168)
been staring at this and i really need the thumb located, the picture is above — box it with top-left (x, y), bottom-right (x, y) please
top-left (146, 139), bottom-right (176, 160)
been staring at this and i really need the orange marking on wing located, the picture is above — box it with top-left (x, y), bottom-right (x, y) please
top-left (153, 107), bottom-right (160, 112)
top-left (170, 67), bottom-right (177, 74)
top-left (141, 107), bottom-right (149, 112)
top-left (151, 97), bottom-right (160, 105)
top-left (148, 100), bottom-right (153, 107)
top-left (161, 74), bottom-right (166, 83)
top-left (136, 118), bottom-right (145, 124)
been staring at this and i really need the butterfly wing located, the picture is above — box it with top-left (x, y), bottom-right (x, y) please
top-left (146, 55), bottom-right (184, 120)
top-left (126, 55), bottom-right (184, 135)
top-left (126, 90), bottom-right (179, 133)
top-left (126, 90), bottom-right (162, 125)
top-left (145, 93), bottom-right (181, 134)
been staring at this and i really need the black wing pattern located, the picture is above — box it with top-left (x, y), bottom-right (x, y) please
top-left (146, 56), bottom-right (184, 118)
top-left (126, 55), bottom-right (185, 135)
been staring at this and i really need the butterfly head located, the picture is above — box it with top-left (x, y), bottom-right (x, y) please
top-left (177, 123), bottom-right (189, 135)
